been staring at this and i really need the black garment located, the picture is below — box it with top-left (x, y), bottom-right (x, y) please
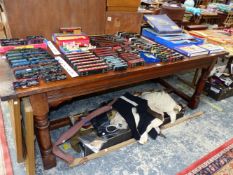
top-left (112, 93), bottom-right (160, 141)
top-left (112, 97), bottom-right (140, 140)
top-left (91, 112), bottom-right (110, 137)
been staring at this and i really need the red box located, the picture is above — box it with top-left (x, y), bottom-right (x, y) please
top-left (55, 34), bottom-right (90, 47)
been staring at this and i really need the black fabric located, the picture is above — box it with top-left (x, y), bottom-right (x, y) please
top-left (163, 112), bottom-right (171, 125)
top-left (148, 129), bottom-right (159, 139)
top-left (124, 93), bottom-right (156, 136)
top-left (112, 98), bottom-right (141, 140)
top-left (91, 112), bottom-right (110, 137)
top-left (147, 107), bottom-right (164, 121)
top-left (112, 92), bottom-right (160, 141)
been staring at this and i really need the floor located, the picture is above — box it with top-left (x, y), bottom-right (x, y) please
top-left (1, 73), bottom-right (233, 175)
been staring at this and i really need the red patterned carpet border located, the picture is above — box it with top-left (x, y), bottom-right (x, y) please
top-left (177, 138), bottom-right (233, 175)
top-left (0, 105), bottom-right (13, 175)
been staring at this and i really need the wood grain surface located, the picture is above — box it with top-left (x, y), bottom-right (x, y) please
top-left (0, 52), bottom-right (227, 103)
top-left (105, 11), bottom-right (143, 34)
top-left (3, 0), bottom-right (106, 38)
top-left (21, 98), bottom-right (35, 175)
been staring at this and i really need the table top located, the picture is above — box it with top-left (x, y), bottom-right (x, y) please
top-left (0, 51), bottom-right (227, 101)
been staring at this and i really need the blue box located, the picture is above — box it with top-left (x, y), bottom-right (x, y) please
top-left (143, 14), bottom-right (182, 34)
top-left (139, 51), bottom-right (160, 63)
top-left (142, 28), bottom-right (204, 49)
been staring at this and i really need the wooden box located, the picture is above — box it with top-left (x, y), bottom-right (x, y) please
top-left (107, 0), bottom-right (140, 12)
top-left (107, 0), bottom-right (141, 7)
top-left (105, 11), bottom-right (143, 34)
top-left (107, 6), bottom-right (138, 12)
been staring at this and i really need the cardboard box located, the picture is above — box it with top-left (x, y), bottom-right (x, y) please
top-left (52, 33), bottom-right (90, 47)
top-left (82, 129), bottom-right (132, 156)
top-left (205, 81), bottom-right (233, 101)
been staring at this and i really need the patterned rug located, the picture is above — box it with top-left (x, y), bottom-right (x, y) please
top-left (177, 138), bottom-right (233, 175)
top-left (0, 105), bottom-right (13, 175)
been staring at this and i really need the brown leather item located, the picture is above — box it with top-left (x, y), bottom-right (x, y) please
top-left (185, 25), bottom-right (208, 30)
top-left (52, 100), bottom-right (116, 164)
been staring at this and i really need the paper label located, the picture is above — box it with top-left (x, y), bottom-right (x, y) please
top-left (15, 45), bottom-right (34, 49)
top-left (0, 55), bottom-right (6, 59)
top-left (107, 17), bottom-right (112, 22)
top-left (55, 56), bottom-right (78, 77)
top-left (171, 26), bottom-right (179, 30)
top-left (57, 36), bottom-right (87, 40)
top-left (210, 86), bottom-right (220, 94)
top-left (46, 41), bottom-right (61, 56)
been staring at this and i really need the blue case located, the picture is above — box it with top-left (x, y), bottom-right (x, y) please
top-left (142, 28), bottom-right (204, 49)
top-left (139, 52), bottom-right (160, 63)
top-left (143, 14), bottom-right (182, 34)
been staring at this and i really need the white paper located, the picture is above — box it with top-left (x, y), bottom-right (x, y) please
top-left (55, 56), bottom-right (79, 77)
top-left (210, 87), bottom-right (220, 94)
top-left (46, 41), bottom-right (61, 56)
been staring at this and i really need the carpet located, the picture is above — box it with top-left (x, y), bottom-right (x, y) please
top-left (177, 138), bottom-right (233, 175)
top-left (0, 105), bottom-right (13, 175)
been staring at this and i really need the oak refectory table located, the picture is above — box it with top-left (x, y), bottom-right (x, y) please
top-left (0, 51), bottom-right (227, 171)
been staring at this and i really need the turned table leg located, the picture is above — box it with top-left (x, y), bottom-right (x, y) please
top-left (30, 93), bottom-right (56, 169)
top-left (188, 57), bottom-right (218, 109)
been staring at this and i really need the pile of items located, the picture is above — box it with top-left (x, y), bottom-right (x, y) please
top-left (205, 57), bottom-right (233, 100)
top-left (142, 14), bottom-right (225, 57)
top-left (205, 73), bottom-right (233, 101)
top-left (187, 29), bottom-right (233, 101)
top-left (3, 15), bottom-right (227, 92)
top-left (6, 47), bottom-right (66, 89)
top-left (0, 36), bottom-right (44, 46)
top-left (52, 32), bottom-right (93, 54)
top-left (0, 36), bottom-right (47, 53)
top-left (53, 31), bottom-right (185, 77)
top-left (53, 91), bottom-right (185, 162)
top-left (64, 52), bottom-right (109, 76)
